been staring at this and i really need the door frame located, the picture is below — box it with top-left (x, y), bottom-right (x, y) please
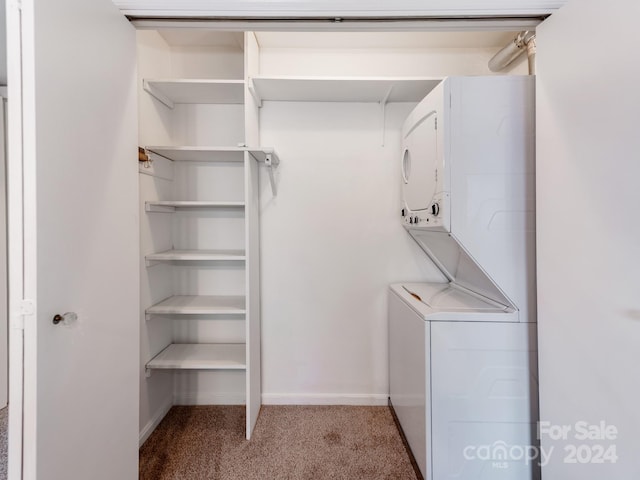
top-left (5, 0), bottom-right (23, 475)
top-left (6, 0), bottom-right (39, 477)
top-left (5, 2), bottom-right (566, 478)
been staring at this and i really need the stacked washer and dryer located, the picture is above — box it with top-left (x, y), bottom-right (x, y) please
top-left (389, 76), bottom-right (539, 480)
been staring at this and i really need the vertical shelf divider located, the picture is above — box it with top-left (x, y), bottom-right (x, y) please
top-left (244, 30), bottom-right (262, 440)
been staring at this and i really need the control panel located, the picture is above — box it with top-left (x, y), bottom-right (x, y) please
top-left (401, 193), bottom-right (449, 230)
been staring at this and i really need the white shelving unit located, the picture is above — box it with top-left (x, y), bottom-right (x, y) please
top-left (143, 79), bottom-right (245, 108)
top-left (146, 295), bottom-right (246, 318)
top-left (141, 35), bottom-right (269, 439)
top-left (146, 344), bottom-right (247, 372)
top-left (250, 76), bottom-right (442, 104)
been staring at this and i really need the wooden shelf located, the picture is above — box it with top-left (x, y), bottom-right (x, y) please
top-left (145, 201), bottom-right (245, 212)
top-left (146, 344), bottom-right (246, 371)
top-left (146, 295), bottom-right (246, 317)
top-left (143, 79), bottom-right (245, 108)
top-left (250, 76), bottom-right (442, 103)
top-left (146, 249), bottom-right (245, 266)
top-left (145, 145), bottom-right (279, 165)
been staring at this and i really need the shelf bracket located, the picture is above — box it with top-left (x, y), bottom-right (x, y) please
top-left (380, 86), bottom-right (393, 147)
top-left (247, 78), bottom-right (263, 108)
top-left (143, 80), bottom-right (175, 109)
top-left (265, 153), bottom-right (278, 197)
top-left (249, 149), bottom-right (279, 197)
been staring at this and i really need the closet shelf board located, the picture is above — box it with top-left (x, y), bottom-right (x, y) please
top-left (146, 249), bottom-right (246, 264)
top-left (251, 76), bottom-right (443, 103)
top-left (145, 145), bottom-right (279, 165)
top-left (146, 295), bottom-right (246, 316)
top-left (145, 201), bottom-right (245, 212)
top-left (143, 79), bottom-right (245, 107)
top-left (146, 343), bottom-right (247, 370)
top-left (146, 146), bottom-right (245, 163)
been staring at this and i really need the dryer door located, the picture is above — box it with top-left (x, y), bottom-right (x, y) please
top-left (402, 110), bottom-right (438, 212)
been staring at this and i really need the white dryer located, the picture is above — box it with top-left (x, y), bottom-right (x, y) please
top-left (390, 76), bottom-right (538, 479)
top-left (400, 75), bottom-right (536, 323)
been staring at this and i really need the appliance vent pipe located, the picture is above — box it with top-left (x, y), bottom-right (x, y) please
top-left (488, 31), bottom-right (536, 75)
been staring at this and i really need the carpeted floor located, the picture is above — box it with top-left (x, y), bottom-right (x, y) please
top-left (0, 407), bottom-right (6, 480)
top-left (140, 405), bottom-right (419, 480)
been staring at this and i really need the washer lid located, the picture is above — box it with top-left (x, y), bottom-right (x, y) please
top-left (408, 229), bottom-right (515, 310)
top-left (402, 283), bottom-right (508, 312)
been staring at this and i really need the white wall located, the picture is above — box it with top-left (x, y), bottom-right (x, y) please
top-left (259, 101), bottom-right (443, 404)
top-left (259, 47), bottom-right (528, 77)
top-left (257, 45), bottom-right (522, 404)
top-left (537, 1), bottom-right (640, 477)
top-left (0, 0), bottom-right (6, 85)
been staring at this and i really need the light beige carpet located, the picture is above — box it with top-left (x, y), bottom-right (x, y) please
top-left (0, 407), bottom-right (6, 480)
top-left (140, 405), bottom-right (419, 480)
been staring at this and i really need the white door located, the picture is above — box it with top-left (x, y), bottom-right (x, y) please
top-left (536, 1), bottom-right (640, 478)
top-left (0, 97), bottom-right (7, 411)
top-left (402, 107), bottom-right (439, 213)
top-left (7, 0), bottom-right (139, 479)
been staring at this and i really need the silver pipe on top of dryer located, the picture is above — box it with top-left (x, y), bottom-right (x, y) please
top-left (489, 31), bottom-right (537, 75)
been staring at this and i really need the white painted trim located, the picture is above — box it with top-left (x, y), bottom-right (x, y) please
top-left (133, 18), bottom-right (541, 32)
top-left (138, 397), bottom-right (173, 447)
top-left (262, 393), bottom-right (389, 406)
top-left (173, 392), bottom-right (246, 405)
top-left (6, 0), bottom-right (26, 477)
top-left (19, 0), bottom-right (39, 477)
top-left (114, 0), bottom-right (568, 18)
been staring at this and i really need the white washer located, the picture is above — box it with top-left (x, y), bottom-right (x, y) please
top-left (389, 283), bottom-right (539, 480)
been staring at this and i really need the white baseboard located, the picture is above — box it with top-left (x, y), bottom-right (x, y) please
top-left (173, 392), bottom-right (245, 405)
top-left (262, 393), bottom-right (389, 406)
top-left (139, 397), bottom-right (172, 447)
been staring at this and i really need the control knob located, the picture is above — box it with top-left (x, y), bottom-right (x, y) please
top-left (431, 203), bottom-right (440, 216)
